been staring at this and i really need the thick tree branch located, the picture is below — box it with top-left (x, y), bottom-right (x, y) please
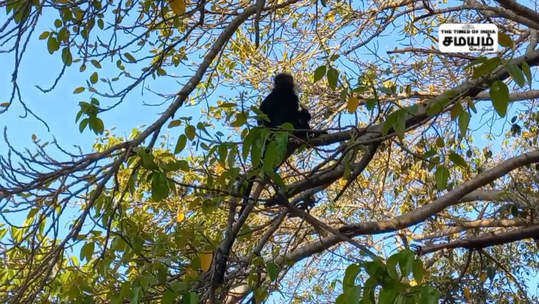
top-left (495, 0), bottom-right (539, 27)
top-left (281, 150), bottom-right (539, 264)
top-left (419, 225), bottom-right (539, 255)
top-left (414, 219), bottom-right (536, 241)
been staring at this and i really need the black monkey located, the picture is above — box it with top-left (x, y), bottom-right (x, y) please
top-left (258, 73), bottom-right (315, 138)
top-left (218, 74), bottom-right (319, 286)
top-left (239, 73), bottom-right (320, 215)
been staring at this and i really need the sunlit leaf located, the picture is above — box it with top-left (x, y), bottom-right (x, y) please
top-left (90, 72), bottom-right (98, 84)
top-left (347, 95), bottom-right (359, 113)
top-left (176, 211), bottom-right (184, 222)
top-left (39, 31), bottom-right (50, 40)
top-left (91, 59), bottom-right (102, 69)
top-left (73, 87), bottom-right (85, 94)
top-left (200, 253), bottom-right (212, 272)
top-left (169, 0), bottom-right (186, 15)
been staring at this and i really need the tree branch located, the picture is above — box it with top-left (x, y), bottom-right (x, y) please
top-left (419, 225), bottom-right (539, 255)
top-left (281, 150), bottom-right (539, 264)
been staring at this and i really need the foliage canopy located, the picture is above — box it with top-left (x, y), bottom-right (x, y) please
top-left (0, 0), bottom-right (538, 303)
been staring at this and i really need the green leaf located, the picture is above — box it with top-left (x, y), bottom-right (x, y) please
top-left (91, 59), bottom-right (102, 69)
top-left (73, 87), bottom-right (85, 94)
top-left (185, 125), bottom-right (196, 140)
top-left (242, 129), bottom-right (256, 161)
top-left (39, 31), bottom-right (50, 40)
top-left (382, 111), bottom-right (397, 135)
top-left (426, 95), bottom-right (450, 116)
top-left (231, 112), bottom-right (247, 127)
top-left (472, 57), bottom-right (500, 78)
top-left (58, 27), bottom-right (69, 43)
top-left (419, 286), bottom-right (440, 304)
top-left (80, 241), bottom-right (95, 261)
top-left (79, 118), bottom-right (89, 132)
top-left (61, 47), bottom-right (72, 66)
top-left (435, 165), bottom-right (449, 190)
top-left (458, 111), bottom-right (470, 137)
top-left (449, 152), bottom-right (468, 169)
top-left (182, 291), bottom-right (199, 304)
top-left (386, 255), bottom-right (399, 280)
top-left (379, 287), bottom-right (397, 304)
top-left (521, 62), bottom-right (532, 84)
top-left (174, 135), bottom-right (187, 154)
top-left (251, 130), bottom-right (267, 167)
top-left (47, 36), bottom-right (60, 54)
top-left (489, 81), bottom-right (509, 117)
top-left (274, 131), bottom-right (288, 159)
top-left (313, 65), bottom-right (326, 82)
top-left (266, 262), bottom-right (279, 281)
top-left (162, 289), bottom-right (177, 304)
top-left (139, 151), bottom-right (158, 170)
top-left (168, 120), bottom-right (182, 128)
top-left (254, 287), bottom-right (268, 304)
top-left (450, 103), bottom-right (463, 121)
top-left (412, 259), bottom-right (424, 284)
top-left (217, 144), bottom-right (227, 165)
top-left (263, 141), bottom-right (281, 173)
top-left (90, 72), bottom-right (98, 84)
top-left (327, 67), bottom-right (339, 90)
top-left (89, 117), bottom-right (104, 134)
top-left (125, 52), bottom-right (136, 63)
top-left (151, 172), bottom-right (170, 201)
top-left (398, 249), bottom-right (414, 277)
top-left (498, 32), bottom-right (514, 48)
top-left (131, 286), bottom-right (141, 304)
top-left (505, 63), bottom-right (525, 87)
top-left (335, 294), bottom-right (346, 304)
top-left (343, 264), bottom-right (360, 293)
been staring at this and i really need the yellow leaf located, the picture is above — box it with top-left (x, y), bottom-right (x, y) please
top-left (169, 0), bottom-right (186, 15)
top-left (200, 252), bottom-right (212, 272)
top-left (176, 211), bottom-right (185, 222)
top-left (463, 287), bottom-right (470, 299)
top-left (347, 95), bottom-right (359, 113)
top-left (0, 102), bottom-right (9, 107)
top-left (185, 267), bottom-right (197, 279)
top-left (480, 272), bottom-right (487, 282)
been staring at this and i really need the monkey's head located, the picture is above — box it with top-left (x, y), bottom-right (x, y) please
top-left (274, 73), bottom-right (294, 90)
